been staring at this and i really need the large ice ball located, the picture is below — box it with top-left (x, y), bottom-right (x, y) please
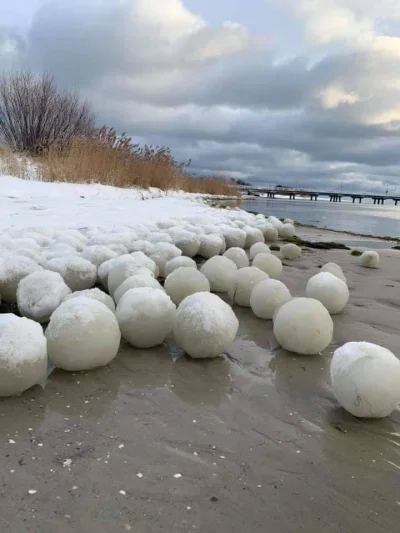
top-left (252, 253), bottom-right (283, 279)
top-left (0, 256), bottom-right (42, 303)
top-left (165, 257), bottom-right (197, 277)
top-left (65, 288), bottom-right (116, 313)
top-left (223, 248), bottom-right (249, 269)
top-left (17, 270), bottom-right (71, 323)
top-left (228, 266), bottom-right (269, 307)
top-left (200, 256), bottom-right (237, 293)
top-left (46, 297), bottom-right (121, 371)
top-left (306, 272), bottom-right (349, 314)
top-left (281, 243), bottom-right (301, 260)
top-left (273, 298), bottom-right (333, 355)
top-left (173, 292), bottom-right (239, 358)
top-left (321, 262), bottom-right (346, 282)
top-left (165, 267), bottom-right (210, 305)
top-left (116, 288), bottom-right (176, 348)
top-left (46, 256), bottom-right (97, 291)
top-left (359, 251), bottom-right (379, 269)
top-left (250, 279), bottom-right (291, 319)
top-left (0, 314), bottom-right (47, 397)
top-left (114, 274), bottom-right (164, 305)
top-left (249, 242), bottom-right (270, 260)
top-left (330, 342), bottom-right (400, 418)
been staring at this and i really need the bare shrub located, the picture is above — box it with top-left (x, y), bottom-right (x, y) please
top-left (0, 71), bottom-right (95, 154)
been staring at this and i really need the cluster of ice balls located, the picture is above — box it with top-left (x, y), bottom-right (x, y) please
top-left (1, 207), bottom-right (285, 396)
top-left (0, 209), bottom-right (397, 421)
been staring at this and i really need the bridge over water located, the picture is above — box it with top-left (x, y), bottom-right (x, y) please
top-left (245, 188), bottom-right (400, 206)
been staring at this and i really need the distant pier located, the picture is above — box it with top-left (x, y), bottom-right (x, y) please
top-left (243, 188), bottom-right (400, 206)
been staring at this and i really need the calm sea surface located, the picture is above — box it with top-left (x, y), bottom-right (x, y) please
top-left (238, 197), bottom-right (400, 239)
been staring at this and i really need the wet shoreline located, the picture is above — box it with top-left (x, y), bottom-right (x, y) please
top-left (1, 230), bottom-right (399, 533)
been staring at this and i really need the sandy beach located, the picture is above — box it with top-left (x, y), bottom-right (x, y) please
top-left (1, 226), bottom-right (399, 533)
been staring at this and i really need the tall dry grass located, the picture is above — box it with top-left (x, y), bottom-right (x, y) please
top-left (0, 146), bottom-right (33, 178)
top-left (37, 128), bottom-right (238, 196)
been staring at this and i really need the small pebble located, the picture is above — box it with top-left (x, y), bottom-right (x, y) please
top-left (173, 473), bottom-right (182, 479)
top-left (28, 490), bottom-right (37, 495)
top-left (119, 490), bottom-right (126, 496)
top-left (136, 473), bottom-right (143, 478)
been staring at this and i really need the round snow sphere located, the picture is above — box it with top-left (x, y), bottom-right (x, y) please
top-left (306, 272), bottom-right (349, 314)
top-left (263, 226), bottom-right (279, 242)
top-left (320, 262), bottom-right (346, 282)
top-left (165, 267), bottom-right (210, 305)
top-left (0, 256), bottom-right (42, 303)
top-left (82, 245), bottom-right (117, 268)
top-left (173, 292), bottom-right (239, 359)
top-left (281, 243), bottom-right (301, 260)
top-left (148, 232), bottom-right (173, 244)
top-left (223, 248), bottom-right (249, 269)
top-left (252, 253), bottom-right (283, 279)
top-left (0, 314), bottom-right (47, 397)
top-left (278, 223), bottom-right (296, 238)
top-left (200, 256), bottom-right (237, 293)
top-left (249, 242), bottom-right (271, 260)
top-left (107, 243), bottom-right (129, 256)
top-left (129, 240), bottom-right (155, 255)
top-left (108, 261), bottom-right (153, 297)
top-left (223, 228), bottom-right (246, 249)
top-left (12, 247), bottom-right (44, 265)
top-left (66, 288), bottom-right (115, 313)
top-left (228, 266), bottom-right (269, 307)
top-left (284, 218), bottom-right (295, 226)
top-left (130, 252), bottom-right (159, 277)
top-left (359, 250), bottom-right (379, 269)
top-left (116, 288), bottom-right (176, 348)
top-left (199, 235), bottom-right (224, 259)
top-left (114, 274), bottom-right (164, 305)
top-left (171, 231), bottom-right (200, 257)
top-left (330, 342), bottom-right (400, 418)
top-left (17, 270), bottom-right (71, 323)
top-left (46, 297), bottom-right (121, 371)
top-left (165, 257), bottom-right (197, 277)
top-left (244, 227), bottom-right (264, 249)
top-left (250, 279), bottom-right (291, 320)
top-left (46, 256), bottom-right (97, 292)
top-left (97, 255), bottom-right (133, 288)
top-left (149, 243), bottom-right (182, 277)
top-left (273, 298), bottom-right (333, 355)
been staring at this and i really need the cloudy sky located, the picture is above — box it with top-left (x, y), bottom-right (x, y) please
top-left (2, 0), bottom-right (400, 192)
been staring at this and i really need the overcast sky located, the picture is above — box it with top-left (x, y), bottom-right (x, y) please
top-left (2, 0), bottom-right (400, 192)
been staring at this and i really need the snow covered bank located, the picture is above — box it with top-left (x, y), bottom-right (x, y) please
top-left (0, 175), bottom-right (236, 231)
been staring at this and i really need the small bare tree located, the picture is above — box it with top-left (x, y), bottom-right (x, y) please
top-left (0, 71), bottom-right (95, 154)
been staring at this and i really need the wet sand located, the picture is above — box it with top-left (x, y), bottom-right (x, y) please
top-left (1, 235), bottom-right (400, 532)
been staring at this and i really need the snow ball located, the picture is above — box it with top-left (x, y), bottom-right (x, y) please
top-left (130, 252), bottom-right (159, 277)
top-left (200, 256), bottom-right (237, 293)
top-left (249, 242), bottom-right (271, 260)
top-left (252, 253), bottom-right (283, 279)
top-left (228, 267), bottom-right (269, 307)
top-left (13, 237), bottom-right (41, 251)
top-left (46, 297), bottom-right (121, 371)
top-left (45, 244), bottom-right (80, 260)
top-left (173, 292), bottom-right (239, 359)
top-left (321, 262), bottom-right (347, 282)
top-left (284, 218), bottom-right (295, 226)
top-left (106, 243), bottom-right (129, 256)
top-left (82, 245), bottom-right (117, 268)
top-left (306, 272), bottom-right (349, 314)
top-left (54, 235), bottom-right (84, 251)
top-left (244, 227), bottom-right (264, 249)
top-left (54, 229), bottom-right (88, 245)
top-left (263, 226), bottom-right (279, 242)
top-left (65, 288), bottom-right (116, 313)
top-left (12, 247), bottom-right (45, 265)
top-left (148, 232), bottom-right (173, 244)
top-left (165, 267), bottom-right (210, 305)
top-left (222, 228), bottom-right (246, 249)
top-left (250, 279), bottom-right (291, 320)
top-left (171, 231), bottom-right (200, 258)
top-left (46, 256), bottom-right (97, 292)
top-left (165, 257), bottom-right (197, 277)
top-left (114, 274), bottom-right (164, 305)
top-left (281, 243), bottom-right (301, 260)
top-left (359, 250), bottom-right (379, 269)
top-left (273, 298), bottom-right (333, 355)
top-left (278, 223), bottom-right (296, 238)
top-left (223, 247), bottom-right (249, 269)
top-left (116, 288), bottom-right (176, 348)
top-left (149, 243), bottom-right (182, 278)
top-left (330, 342), bottom-right (400, 418)
top-left (0, 314), bottom-right (47, 397)
top-left (129, 240), bottom-right (155, 255)
top-left (268, 216), bottom-right (283, 230)
top-left (108, 261), bottom-right (154, 297)
top-left (17, 270), bottom-right (71, 323)
top-left (97, 255), bottom-right (132, 288)
top-left (199, 235), bottom-right (224, 259)
top-left (0, 256), bottom-right (42, 304)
